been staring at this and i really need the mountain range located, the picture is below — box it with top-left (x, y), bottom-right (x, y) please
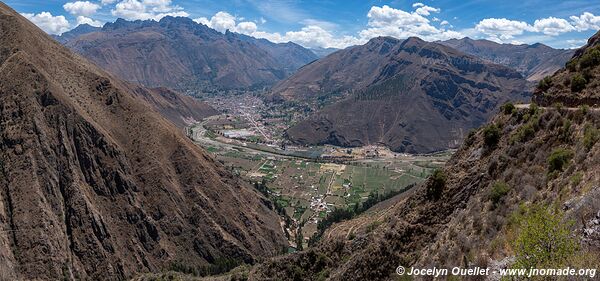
top-left (0, 3), bottom-right (286, 279)
top-left (251, 31), bottom-right (600, 281)
top-left (58, 17), bottom-right (317, 92)
top-left (440, 37), bottom-right (574, 81)
top-left (277, 37), bottom-right (530, 153)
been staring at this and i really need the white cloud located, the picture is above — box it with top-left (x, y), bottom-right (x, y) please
top-left (358, 5), bottom-right (460, 42)
top-left (570, 12), bottom-right (600, 31)
top-left (440, 20), bottom-right (449, 26)
top-left (22, 12), bottom-right (70, 35)
top-left (415, 5), bottom-right (440, 16)
top-left (193, 11), bottom-right (260, 35)
top-left (101, 0), bottom-right (117, 4)
top-left (566, 39), bottom-right (587, 49)
top-left (412, 3), bottom-right (425, 8)
top-left (63, 1), bottom-right (101, 17)
top-left (532, 17), bottom-right (574, 36)
top-left (76, 16), bottom-right (103, 27)
top-left (475, 18), bottom-right (533, 40)
top-left (111, 0), bottom-right (188, 21)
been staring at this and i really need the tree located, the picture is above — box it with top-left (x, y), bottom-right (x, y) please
top-left (547, 148), bottom-right (573, 173)
top-left (483, 124), bottom-right (501, 148)
top-left (512, 204), bottom-right (577, 269)
top-left (571, 74), bottom-right (587, 93)
top-left (427, 169), bottom-right (446, 200)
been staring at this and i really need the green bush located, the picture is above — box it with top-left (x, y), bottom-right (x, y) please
top-left (489, 181), bottom-right (510, 206)
top-left (583, 124), bottom-right (599, 150)
top-left (537, 76), bottom-right (553, 91)
top-left (427, 169), bottom-right (446, 200)
top-left (547, 148), bottom-right (574, 173)
top-left (501, 102), bottom-right (516, 115)
top-left (566, 59), bottom-right (578, 72)
top-left (512, 204), bottom-right (577, 270)
top-left (579, 46), bottom-right (600, 68)
top-left (571, 74), bottom-right (587, 92)
top-left (483, 124), bottom-right (501, 148)
top-left (511, 123), bottom-right (535, 143)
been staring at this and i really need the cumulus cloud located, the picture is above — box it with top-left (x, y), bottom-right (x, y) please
top-left (570, 12), bottom-right (600, 31)
top-left (475, 18), bottom-right (533, 41)
top-left (359, 5), bottom-right (460, 42)
top-left (22, 12), bottom-right (70, 35)
top-left (111, 0), bottom-right (188, 21)
top-left (76, 16), bottom-right (103, 27)
top-left (63, 1), bottom-right (101, 17)
top-left (101, 0), bottom-right (117, 4)
top-left (194, 11), bottom-right (260, 35)
top-left (414, 5), bottom-right (440, 16)
top-left (532, 17), bottom-right (574, 36)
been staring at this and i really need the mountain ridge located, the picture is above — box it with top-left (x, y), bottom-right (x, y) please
top-left (278, 36), bottom-right (530, 153)
top-left (60, 17), bottom-right (317, 92)
top-left (0, 3), bottom-right (286, 279)
top-left (440, 37), bottom-right (575, 81)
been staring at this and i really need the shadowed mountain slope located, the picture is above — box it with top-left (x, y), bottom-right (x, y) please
top-left (441, 37), bottom-right (574, 82)
top-left (0, 3), bottom-right (285, 280)
top-left (62, 18), bottom-right (317, 91)
top-left (279, 37), bottom-right (530, 153)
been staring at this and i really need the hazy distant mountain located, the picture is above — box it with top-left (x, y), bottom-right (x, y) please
top-left (310, 46), bottom-right (340, 58)
top-left (276, 37), bottom-right (530, 153)
top-left (61, 17), bottom-right (317, 91)
top-left (440, 37), bottom-right (574, 81)
top-left (0, 3), bottom-right (285, 279)
top-left (52, 23), bottom-right (100, 43)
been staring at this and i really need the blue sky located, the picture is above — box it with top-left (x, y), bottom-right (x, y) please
top-left (7, 0), bottom-right (600, 49)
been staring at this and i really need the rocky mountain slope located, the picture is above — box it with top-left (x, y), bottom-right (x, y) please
top-left (128, 85), bottom-right (218, 128)
top-left (250, 32), bottom-right (600, 281)
top-left (279, 37), bottom-right (530, 153)
top-left (0, 3), bottom-right (286, 280)
top-left (62, 18), bottom-right (317, 91)
top-left (441, 37), bottom-right (574, 81)
top-left (533, 31), bottom-right (600, 107)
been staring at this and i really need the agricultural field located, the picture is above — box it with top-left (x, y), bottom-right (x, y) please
top-left (188, 121), bottom-right (451, 248)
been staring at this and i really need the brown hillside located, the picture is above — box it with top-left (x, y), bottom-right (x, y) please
top-left (0, 3), bottom-right (285, 280)
top-left (534, 30), bottom-right (600, 107)
top-left (129, 85), bottom-right (218, 128)
top-left (282, 37), bottom-right (530, 153)
top-left (250, 37), bottom-right (600, 281)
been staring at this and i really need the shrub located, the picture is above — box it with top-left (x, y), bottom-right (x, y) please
top-left (571, 74), bottom-right (587, 92)
top-left (483, 124), bottom-right (501, 148)
top-left (427, 169), bottom-right (446, 199)
top-left (512, 204), bottom-right (577, 270)
top-left (547, 148), bottom-right (574, 172)
top-left (510, 123), bottom-right (535, 144)
top-left (570, 172), bottom-right (583, 187)
top-left (566, 59), bottom-right (578, 72)
top-left (537, 76), bottom-right (553, 91)
top-left (489, 181), bottom-right (510, 206)
top-left (501, 102), bottom-right (515, 115)
top-left (583, 124), bottom-right (599, 150)
top-left (579, 46), bottom-right (600, 68)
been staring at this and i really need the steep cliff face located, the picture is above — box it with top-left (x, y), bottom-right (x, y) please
top-left (0, 3), bottom-right (285, 280)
